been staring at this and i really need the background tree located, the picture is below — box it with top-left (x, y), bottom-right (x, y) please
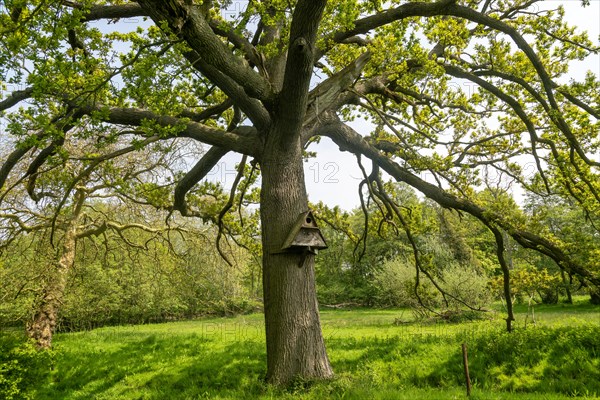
top-left (524, 192), bottom-right (600, 303)
top-left (1, 0), bottom-right (599, 384)
top-left (0, 134), bottom-right (194, 348)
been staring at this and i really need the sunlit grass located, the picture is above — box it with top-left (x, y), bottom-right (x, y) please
top-left (29, 301), bottom-right (600, 399)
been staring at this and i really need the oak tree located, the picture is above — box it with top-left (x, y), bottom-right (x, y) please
top-left (1, 0), bottom-right (599, 384)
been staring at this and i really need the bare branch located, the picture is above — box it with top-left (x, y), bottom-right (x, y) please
top-left (216, 155), bottom-right (248, 266)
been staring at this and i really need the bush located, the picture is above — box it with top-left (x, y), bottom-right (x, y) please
top-left (430, 309), bottom-right (490, 323)
top-left (374, 257), bottom-right (492, 313)
top-left (539, 287), bottom-right (559, 304)
top-left (373, 257), bottom-right (439, 309)
top-left (490, 267), bottom-right (562, 305)
top-left (209, 297), bottom-right (263, 316)
top-left (441, 264), bottom-right (491, 310)
top-left (0, 332), bottom-right (53, 400)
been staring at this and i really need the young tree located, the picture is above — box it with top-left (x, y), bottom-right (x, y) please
top-left (1, 0), bottom-right (599, 384)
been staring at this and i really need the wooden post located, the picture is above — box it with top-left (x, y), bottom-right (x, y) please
top-left (462, 343), bottom-right (472, 397)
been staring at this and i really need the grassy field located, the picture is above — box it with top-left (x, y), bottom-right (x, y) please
top-left (8, 300), bottom-right (600, 399)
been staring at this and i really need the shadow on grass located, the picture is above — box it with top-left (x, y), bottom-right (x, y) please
top-left (140, 340), bottom-right (267, 399)
top-left (39, 333), bottom-right (267, 399)
top-left (43, 331), bottom-right (429, 399)
top-left (426, 325), bottom-right (600, 396)
top-left (36, 305), bottom-right (599, 399)
top-left (326, 331), bottom-right (461, 391)
top-left (327, 335), bottom-right (415, 371)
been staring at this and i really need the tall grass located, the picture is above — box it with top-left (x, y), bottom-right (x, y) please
top-left (3, 302), bottom-right (598, 399)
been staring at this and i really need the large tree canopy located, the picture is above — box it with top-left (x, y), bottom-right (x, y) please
top-left (1, 0), bottom-right (599, 384)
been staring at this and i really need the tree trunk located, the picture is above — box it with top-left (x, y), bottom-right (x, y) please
top-left (260, 132), bottom-right (333, 385)
top-left (560, 269), bottom-right (573, 304)
top-left (26, 258), bottom-right (71, 349)
top-left (493, 227), bottom-right (514, 332)
top-left (26, 191), bottom-right (84, 349)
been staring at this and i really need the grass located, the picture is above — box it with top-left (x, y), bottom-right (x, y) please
top-left (11, 299), bottom-right (600, 399)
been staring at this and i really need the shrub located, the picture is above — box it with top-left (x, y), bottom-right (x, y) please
top-left (0, 332), bottom-right (53, 400)
top-left (490, 267), bottom-right (561, 305)
top-left (374, 257), bottom-right (492, 313)
top-left (209, 297), bottom-right (263, 316)
top-left (441, 264), bottom-right (492, 311)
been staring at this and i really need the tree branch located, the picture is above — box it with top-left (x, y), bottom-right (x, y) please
top-left (276, 0), bottom-right (328, 136)
top-left (81, 3), bottom-right (146, 22)
top-left (216, 155), bottom-right (248, 266)
top-left (0, 87), bottom-right (33, 111)
top-left (173, 145), bottom-right (229, 217)
top-left (303, 51), bottom-right (371, 136)
top-left (137, 0), bottom-right (274, 104)
top-left (316, 116), bottom-right (600, 288)
top-left (74, 103), bottom-right (260, 156)
top-left (1, 111), bottom-right (82, 194)
top-left (328, 1), bottom-right (599, 168)
top-left (182, 50), bottom-right (271, 129)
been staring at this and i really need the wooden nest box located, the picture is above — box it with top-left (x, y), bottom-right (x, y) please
top-left (279, 211), bottom-right (328, 255)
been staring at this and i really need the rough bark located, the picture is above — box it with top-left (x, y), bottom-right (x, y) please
top-left (260, 128), bottom-right (333, 384)
top-left (26, 259), bottom-right (71, 349)
top-left (126, 0), bottom-right (333, 385)
top-left (255, 1), bottom-right (333, 384)
top-left (26, 191), bottom-right (85, 349)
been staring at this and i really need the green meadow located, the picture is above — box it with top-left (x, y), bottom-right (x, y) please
top-left (3, 300), bottom-right (593, 399)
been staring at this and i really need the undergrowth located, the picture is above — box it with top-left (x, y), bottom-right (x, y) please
top-left (0, 331), bottom-right (53, 400)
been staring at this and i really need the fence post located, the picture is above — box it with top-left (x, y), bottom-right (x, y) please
top-left (462, 342), bottom-right (472, 397)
